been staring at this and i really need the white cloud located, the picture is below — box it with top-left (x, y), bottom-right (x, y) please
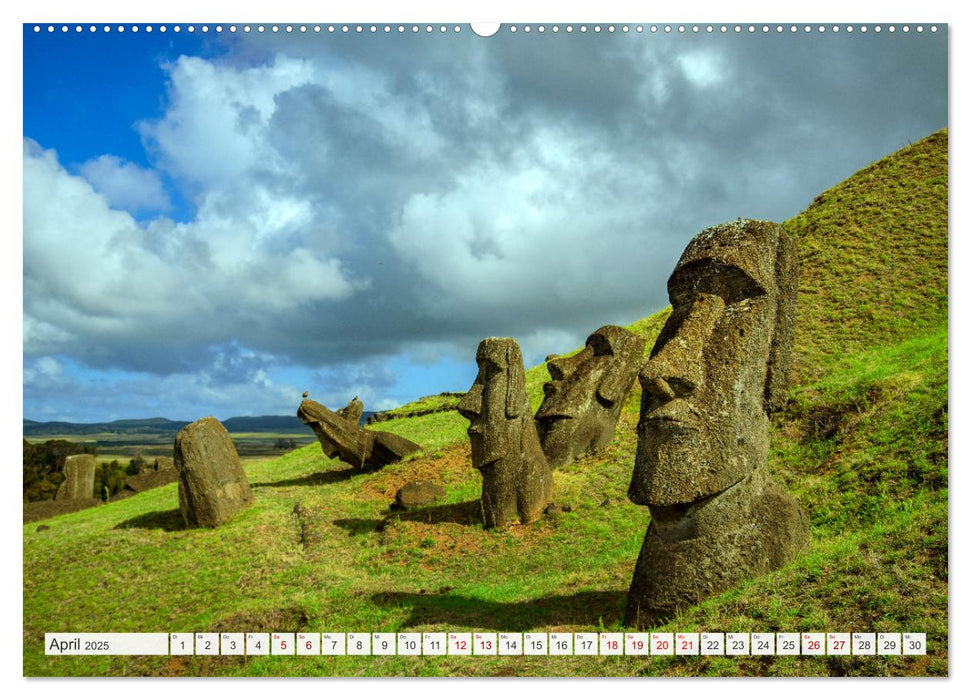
top-left (678, 51), bottom-right (725, 88)
top-left (22, 32), bottom-right (948, 421)
top-left (23, 137), bottom-right (354, 367)
top-left (79, 155), bottom-right (171, 214)
top-left (137, 55), bottom-right (316, 190)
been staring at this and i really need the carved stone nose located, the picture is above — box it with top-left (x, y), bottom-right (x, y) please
top-left (640, 293), bottom-right (725, 401)
top-left (457, 382), bottom-right (483, 419)
top-left (548, 346), bottom-right (591, 381)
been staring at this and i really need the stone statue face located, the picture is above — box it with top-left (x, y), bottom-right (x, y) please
top-left (535, 325), bottom-right (644, 466)
top-left (629, 220), bottom-right (796, 506)
top-left (537, 325), bottom-right (642, 420)
top-left (457, 338), bottom-right (526, 470)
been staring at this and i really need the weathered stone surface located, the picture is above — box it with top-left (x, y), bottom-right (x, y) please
top-left (626, 219), bottom-right (809, 627)
top-left (124, 464), bottom-right (179, 493)
top-left (393, 481), bottom-right (447, 510)
top-left (337, 396), bottom-right (364, 425)
top-left (174, 417), bottom-right (253, 528)
top-left (54, 454), bottom-right (95, 501)
top-left (457, 337), bottom-right (553, 529)
top-left (297, 399), bottom-right (422, 470)
top-left (536, 325), bottom-right (645, 467)
top-left (153, 456), bottom-right (175, 472)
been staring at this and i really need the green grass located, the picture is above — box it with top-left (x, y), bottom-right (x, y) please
top-left (23, 130), bottom-right (948, 677)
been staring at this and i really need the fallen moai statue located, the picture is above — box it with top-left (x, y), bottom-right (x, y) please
top-left (336, 395), bottom-right (364, 425)
top-left (457, 337), bottom-right (553, 529)
top-left (174, 416), bottom-right (253, 528)
top-left (297, 398), bottom-right (422, 470)
top-left (536, 325), bottom-right (645, 467)
top-left (626, 219), bottom-right (810, 627)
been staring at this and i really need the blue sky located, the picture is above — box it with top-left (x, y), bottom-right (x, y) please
top-left (22, 21), bottom-right (947, 423)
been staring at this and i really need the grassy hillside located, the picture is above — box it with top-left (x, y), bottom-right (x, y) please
top-left (23, 130), bottom-right (948, 677)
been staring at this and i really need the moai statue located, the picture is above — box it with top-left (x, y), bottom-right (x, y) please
top-left (337, 395), bottom-right (364, 425)
top-left (174, 417), bottom-right (253, 528)
top-left (54, 454), bottom-right (95, 501)
top-left (535, 325), bottom-right (645, 467)
top-left (626, 219), bottom-right (810, 627)
top-left (457, 337), bottom-right (553, 529)
top-left (298, 399), bottom-right (422, 470)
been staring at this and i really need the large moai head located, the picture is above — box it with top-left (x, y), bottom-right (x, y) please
top-left (536, 325), bottom-right (645, 467)
top-left (628, 219), bottom-right (797, 507)
top-left (457, 337), bottom-right (552, 528)
top-left (458, 337), bottom-right (531, 470)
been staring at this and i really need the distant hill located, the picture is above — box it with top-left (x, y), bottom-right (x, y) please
top-left (23, 415), bottom-right (319, 437)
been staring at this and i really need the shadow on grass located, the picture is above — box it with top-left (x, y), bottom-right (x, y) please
top-left (251, 467), bottom-right (360, 488)
top-left (332, 500), bottom-right (482, 535)
top-left (370, 589), bottom-right (626, 630)
top-left (114, 508), bottom-right (185, 532)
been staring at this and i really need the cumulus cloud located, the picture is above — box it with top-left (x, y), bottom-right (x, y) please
top-left (79, 155), bottom-right (171, 214)
top-left (23, 136), bottom-right (355, 373)
top-left (23, 29), bottom-right (947, 420)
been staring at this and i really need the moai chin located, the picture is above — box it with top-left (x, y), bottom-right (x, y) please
top-left (625, 219), bottom-right (809, 627)
top-left (536, 325), bottom-right (645, 468)
top-left (457, 337), bottom-right (553, 529)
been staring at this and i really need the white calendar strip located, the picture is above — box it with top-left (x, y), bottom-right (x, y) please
top-left (45, 633), bottom-right (169, 655)
top-left (46, 632), bottom-right (927, 656)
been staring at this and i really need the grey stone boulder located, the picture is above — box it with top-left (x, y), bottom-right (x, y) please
top-left (54, 454), bottom-right (95, 501)
top-left (393, 481), bottom-right (447, 510)
top-left (174, 417), bottom-right (253, 528)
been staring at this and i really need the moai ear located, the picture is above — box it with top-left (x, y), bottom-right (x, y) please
top-left (596, 333), bottom-right (645, 407)
top-left (764, 228), bottom-right (798, 414)
top-left (505, 343), bottom-right (525, 419)
top-left (596, 370), bottom-right (627, 407)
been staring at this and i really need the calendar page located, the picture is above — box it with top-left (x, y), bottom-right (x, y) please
top-left (20, 1), bottom-right (949, 681)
